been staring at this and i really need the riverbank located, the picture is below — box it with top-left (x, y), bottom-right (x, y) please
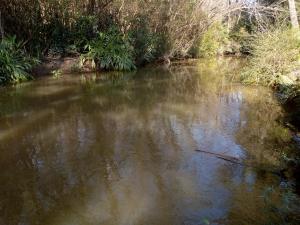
top-left (32, 56), bottom-right (96, 76)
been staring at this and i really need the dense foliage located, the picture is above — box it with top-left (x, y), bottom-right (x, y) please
top-left (241, 28), bottom-right (300, 86)
top-left (197, 23), bottom-right (229, 57)
top-left (0, 37), bottom-right (36, 84)
top-left (82, 27), bottom-right (136, 71)
top-left (1, 0), bottom-right (209, 60)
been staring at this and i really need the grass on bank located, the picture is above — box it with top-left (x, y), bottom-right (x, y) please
top-left (241, 28), bottom-right (300, 89)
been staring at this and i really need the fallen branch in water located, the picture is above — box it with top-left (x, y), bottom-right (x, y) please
top-left (195, 149), bottom-right (243, 165)
top-left (195, 149), bottom-right (285, 177)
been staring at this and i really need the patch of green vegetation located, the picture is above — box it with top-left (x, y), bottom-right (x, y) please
top-left (51, 69), bottom-right (62, 79)
top-left (241, 28), bottom-right (300, 87)
top-left (229, 27), bottom-right (252, 54)
top-left (81, 27), bottom-right (136, 71)
top-left (71, 15), bottom-right (98, 52)
top-left (0, 36), bottom-right (37, 85)
top-left (129, 16), bottom-right (160, 65)
top-left (197, 22), bottom-right (229, 58)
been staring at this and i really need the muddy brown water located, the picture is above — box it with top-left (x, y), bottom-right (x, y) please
top-left (0, 59), bottom-right (292, 225)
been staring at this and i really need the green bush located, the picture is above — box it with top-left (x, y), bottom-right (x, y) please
top-left (0, 37), bottom-right (37, 85)
top-left (129, 16), bottom-right (159, 65)
top-left (47, 19), bottom-right (70, 56)
top-left (229, 27), bottom-right (252, 54)
top-left (197, 23), bottom-right (229, 58)
top-left (46, 15), bottom-right (100, 57)
top-left (241, 28), bottom-right (300, 86)
top-left (72, 15), bottom-right (98, 52)
top-left (81, 27), bottom-right (136, 71)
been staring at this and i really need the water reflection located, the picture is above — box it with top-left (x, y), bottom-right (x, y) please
top-left (0, 59), bottom-right (289, 225)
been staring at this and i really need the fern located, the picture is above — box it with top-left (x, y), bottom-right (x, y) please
top-left (0, 36), bottom-right (37, 85)
top-left (81, 27), bottom-right (136, 71)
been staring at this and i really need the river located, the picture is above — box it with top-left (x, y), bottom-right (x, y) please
top-left (0, 58), bottom-right (294, 225)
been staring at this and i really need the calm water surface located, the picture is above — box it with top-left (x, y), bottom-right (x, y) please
top-left (0, 59), bottom-right (289, 225)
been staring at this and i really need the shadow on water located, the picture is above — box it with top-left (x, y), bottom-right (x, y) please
top-left (0, 58), bottom-right (299, 225)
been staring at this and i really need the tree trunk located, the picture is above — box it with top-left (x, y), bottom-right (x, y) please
top-left (288, 0), bottom-right (299, 29)
top-left (0, 11), bottom-right (4, 39)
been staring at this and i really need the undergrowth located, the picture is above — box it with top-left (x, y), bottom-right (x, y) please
top-left (81, 27), bottom-right (136, 71)
top-left (241, 28), bottom-right (300, 87)
top-left (0, 36), bottom-right (38, 85)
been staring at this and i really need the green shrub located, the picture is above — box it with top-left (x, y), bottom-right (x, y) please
top-left (241, 28), bottom-right (300, 86)
top-left (72, 15), bottom-right (98, 51)
top-left (129, 16), bottom-right (159, 65)
top-left (229, 27), bottom-right (252, 54)
top-left (81, 27), bottom-right (136, 71)
top-left (197, 22), bottom-right (229, 58)
top-left (44, 16), bottom-right (74, 57)
top-left (0, 36), bottom-right (37, 85)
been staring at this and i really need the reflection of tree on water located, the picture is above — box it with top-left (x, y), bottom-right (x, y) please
top-left (0, 113), bottom-right (192, 224)
top-left (235, 87), bottom-right (291, 168)
top-left (228, 86), bottom-right (300, 225)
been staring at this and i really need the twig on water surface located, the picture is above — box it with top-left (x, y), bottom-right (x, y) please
top-left (195, 149), bottom-right (285, 177)
top-left (195, 149), bottom-right (243, 165)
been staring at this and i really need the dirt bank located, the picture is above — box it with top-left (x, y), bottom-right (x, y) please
top-left (32, 56), bottom-right (95, 76)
